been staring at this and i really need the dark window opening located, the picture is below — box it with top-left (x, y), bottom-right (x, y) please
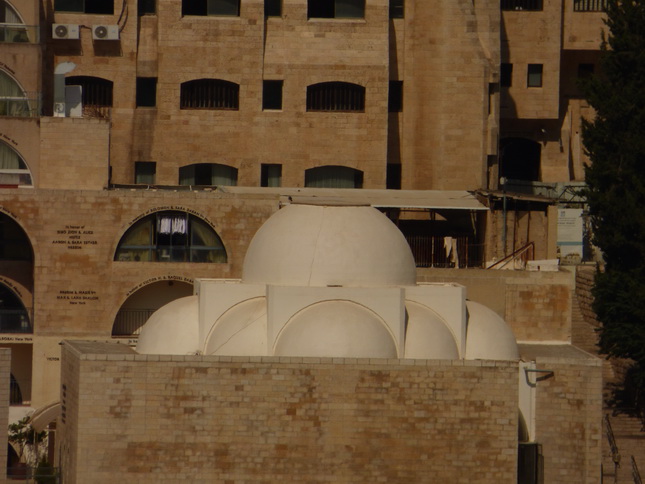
top-left (500, 137), bottom-right (541, 182)
top-left (501, 0), bottom-right (542, 10)
top-left (501, 63), bottom-right (513, 87)
top-left (115, 211), bottom-right (227, 263)
top-left (577, 63), bottom-right (594, 78)
top-left (263, 80), bottom-right (283, 110)
top-left (179, 163), bottom-right (238, 186)
top-left (518, 442), bottom-right (543, 484)
top-left (0, 215), bottom-right (32, 261)
top-left (180, 79), bottom-right (239, 110)
top-left (527, 64), bottom-right (543, 87)
top-left (138, 0), bottom-right (156, 15)
top-left (305, 165), bottom-right (363, 188)
top-left (136, 77), bottom-right (157, 107)
top-left (182, 0), bottom-right (240, 16)
top-left (135, 162), bottom-right (156, 184)
top-left (54, 0), bottom-right (114, 14)
top-left (265, 0), bottom-right (282, 16)
top-left (306, 82), bottom-right (365, 112)
top-left (0, 284), bottom-right (31, 333)
top-left (307, 0), bottom-right (365, 19)
top-left (65, 76), bottom-right (113, 107)
top-left (261, 164), bottom-right (282, 187)
top-left (389, 0), bottom-right (404, 18)
top-left (388, 80), bottom-right (403, 112)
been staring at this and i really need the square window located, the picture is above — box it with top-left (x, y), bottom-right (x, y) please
top-left (263, 80), bottom-right (283, 110)
top-left (136, 77), bottom-right (157, 107)
top-left (265, 0), bottom-right (282, 16)
top-left (54, 0), bottom-right (83, 12)
top-left (208, 0), bottom-right (239, 15)
top-left (261, 164), bottom-right (282, 187)
top-left (527, 64), bottom-right (543, 88)
top-left (577, 63), bottom-right (594, 78)
top-left (135, 162), bottom-right (156, 184)
top-left (501, 63), bottom-right (513, 87)
top-left (388, 81), bottom-right (403, 112)
top-left (138, 0), bottom-right (156, 15)
top-left (389, 0), bottom-right (404, 18)
top-left (308, 0), bottom-right (364, 19)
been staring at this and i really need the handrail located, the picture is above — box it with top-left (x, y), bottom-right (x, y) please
top-left (486, 242), bottom-right (534, 270)
top-left (605, 415), bottom-right (621, 484)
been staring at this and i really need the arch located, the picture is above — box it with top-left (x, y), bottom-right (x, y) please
top-left (0, 282), bottom-right (30, 333)
top-left (112, 280), bottom-right (194, 337)
top-left (9, 373), bottom-right (21, 405)
top-left (305, 165), bottom-right (363, 188)
top-left (499, 137), bottom-right (541, 182)
top-left (114, 210), bottom-right (227, 263)
top-left (180, 78), bottom-right (239, 110)
top-left (179, 163), bottom-right (238, 186)
top-left (0, 70), bottom-right (32, 117)
top-left (306, 82), bottom-right (365, 112)
top-left (65, 76), bottom-right (113, 108)
top-left (0, 141), bottom-right (32, 187)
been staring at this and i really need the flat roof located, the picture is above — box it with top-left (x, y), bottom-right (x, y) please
top-left (219, 187), bottom-right (488, 210)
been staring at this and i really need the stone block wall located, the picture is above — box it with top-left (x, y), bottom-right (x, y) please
top-left (59, 342), bottom-right (519, 484)
top-left (0, 348), bottom-right (9, 484)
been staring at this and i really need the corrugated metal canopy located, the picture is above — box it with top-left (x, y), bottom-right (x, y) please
top-left (218, 187), bottom-right (488, 210)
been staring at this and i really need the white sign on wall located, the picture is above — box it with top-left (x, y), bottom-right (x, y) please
top-left (557, 208), bottom-right (583, 262)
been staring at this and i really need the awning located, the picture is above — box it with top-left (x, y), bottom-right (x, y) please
top-left (218, 187), bottom-right (488, 211)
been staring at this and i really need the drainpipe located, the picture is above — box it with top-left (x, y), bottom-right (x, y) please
top-left (500, 176), bottom-right (507, 256)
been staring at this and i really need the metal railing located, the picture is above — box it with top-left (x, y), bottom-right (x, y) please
top-left (605, 415), bottom-right (621, 484)
top-left (0, 94), bottom-right (41, 118)
top-left (486, 242), bottom-right (535, 270)
top-left (574, 0), bottom-right (607, 11)
top-left (405, 235), bottom-right (483, 268)
top-left (0, 24), bottom-right (38, 44)
top-left (7, 466), bottom-right (59, 483)
top-left (633, 456), bottom-right (643, 484)
top-left (0, 309), bottom-right (32, 333)
top-left (112, 308), bottom-right (156, 337)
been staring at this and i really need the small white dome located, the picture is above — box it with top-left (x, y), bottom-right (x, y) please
top-left (136, 296), bottom-right (199, 355)
top-left (464, 300), bottom-right (519, 360)
top-left (404, 301), bottom-right (459, 359)
top-left (274, 300), bottom-right (398, 358)
top-left (242, 205), bottom-right (417, 287)
top-left (204, 298), bottom-right (267, 356)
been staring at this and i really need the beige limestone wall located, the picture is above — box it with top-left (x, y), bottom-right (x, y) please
top-left (59, 342), bottom-right (519, 484)
top-left (417, 268), bottom-right (574, 342)
top-left (0, 348), bottom-right (8, 484)
top-left (562, 0), bottom-right (606, 50)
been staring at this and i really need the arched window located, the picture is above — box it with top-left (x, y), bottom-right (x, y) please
top-left (306, 82), bottom-right (365, 112)
top-left (179, 163), bottom-right (238, 186)
top-left (65, 76), bottom-right (113, 117)
top-left (0, 141), bottom-right (32, 187)
top-left (305, 165), bottom-right (363, 188)
top-left (499, 137), bottom-right (541, 182)
top-left (180, 79), bottom-right (239, 110)
top-left (0, 214), bottom-right (32, 260)
top-left (115, 211), bottom-right (227, 263)
top-left (0, 70), bottom-right (32, 117)
top-left (0, 1), bottom-right (30, 43)
top-left (0, 283), bottom-right (30, 333)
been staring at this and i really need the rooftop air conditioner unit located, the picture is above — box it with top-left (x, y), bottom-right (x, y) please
top-left (52, 24), bottom-right (80, 40)
top-left (92, 25), bottom-right (119, 41)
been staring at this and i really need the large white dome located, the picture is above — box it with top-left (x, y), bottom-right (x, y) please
top-left (242, 204), bottom-right (417, 287)
top-left (136, 296), bottom-right (199, 355)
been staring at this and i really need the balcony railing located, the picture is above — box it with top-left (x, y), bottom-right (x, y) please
top-left (405, 235), bottom-right (483, 268)
top-left (0, 309), bottom-right (31, 333)
top-left (501, 0), bottom-right (543, 11)
top-left (0, 24), bottom-right (38, 44)
top-left (0, 94), bottom-right (41, 118)
top-left (112, 308), bottom-right (156, 337)
top-left (574, 0), bottom-right (607, 12)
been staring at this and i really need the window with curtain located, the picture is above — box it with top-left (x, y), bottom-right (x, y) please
top-left (0, 0), bottom-right (30, 43)
top-left (306, 82), bottom-right (365, 112)
top-left (0, 70), bottom-right (30, 117)
top-left (179, 163), bottom-right (238, 186)
top-left (0, 141), bottom-right (32, 187)
top-left (115, 211), bottom-right (227, 263)
top-left (305, 165), bottom-right (363, 188)
top-left (180, 79), bottom-right (239, 110)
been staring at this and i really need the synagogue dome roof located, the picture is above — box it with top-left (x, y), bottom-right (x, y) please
top-left (242, 204), bottom-right (417, 287)
top-left (136, 295), bottom-right (199, 355)
top-left (404, 301), bottom-right (460, 359)
top-left (464, 300), bottom-right (519, 360)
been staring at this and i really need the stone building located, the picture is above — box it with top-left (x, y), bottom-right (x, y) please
top-left (0, 0), bottom-right (608, 481)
